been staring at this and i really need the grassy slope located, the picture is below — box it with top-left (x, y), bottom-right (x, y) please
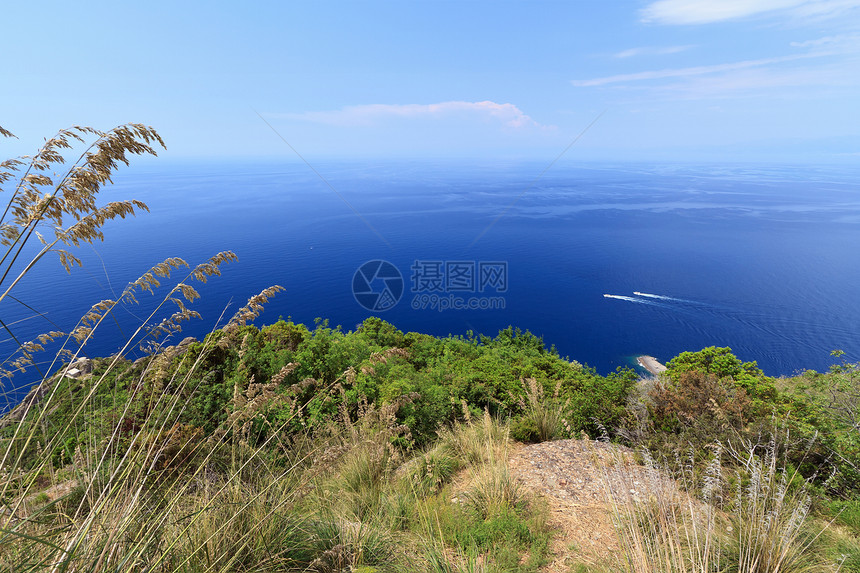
top-left (2, 317), bottom-right (860, 572)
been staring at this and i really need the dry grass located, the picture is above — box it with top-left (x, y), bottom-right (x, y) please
top-left (437, 409), bottom-right (511, 467)
top-left (599, 440), bottom-right (831, 573)
top-left (0, 125), bottom-right (295, 572)
top-left (462, 461), bottom-right (524, 520)
top-left (518, 377), bottom-right (570, 442)
top-left (412, 413), bottom-right (547, 573)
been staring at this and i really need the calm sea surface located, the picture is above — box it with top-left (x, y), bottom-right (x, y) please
top-left (3, 160), bottom-right (860, 402)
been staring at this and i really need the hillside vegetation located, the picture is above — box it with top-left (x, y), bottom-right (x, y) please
top-left (2, 124), bottom-right (860, 572)
top-left (3, 317), bottom-right (860, 572)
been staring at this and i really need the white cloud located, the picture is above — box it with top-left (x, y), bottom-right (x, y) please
top-left (649, 61), bottom-right (858, 99)
top-left (788, 0), bottom-right (860, 18)
top-left (573, 28), bottom-right (859, 98)
top-left (280, 101), bottom-right (546, 129)
top-left (571, 53), bottom-right (817, 87)
top-left (790, 33), bottom-right (860, 47)
top-left (640, 0), bottom-right (860, 24)
top-left (572, 47), bottom-right (860, 103)
top-left (791, 35), bottom-right (841, 46)
top-left (614, 45), bottom-right (694, 58)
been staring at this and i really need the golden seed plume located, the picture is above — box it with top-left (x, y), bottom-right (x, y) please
top-left (223, 285), bottom-right (286, 335)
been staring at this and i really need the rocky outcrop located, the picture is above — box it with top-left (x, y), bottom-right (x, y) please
top-left (0, 357), bottom-right (93, 429)
top-left (636, 355), bottom-right (667, 376)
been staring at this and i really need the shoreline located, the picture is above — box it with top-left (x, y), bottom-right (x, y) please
top-left (636, 355), bottom-right (667, 376)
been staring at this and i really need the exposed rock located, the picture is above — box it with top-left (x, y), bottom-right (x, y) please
top-left (1, 355), bottom-right (101, 427)
top-left (71, 357), bottom-right (93, 375)
top-left (62, 357), bottom-right (94, 379)
top-left (636, 355), bottom-right (667, 376)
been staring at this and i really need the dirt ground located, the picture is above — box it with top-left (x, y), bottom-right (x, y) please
top-left (507, 439), bottom-right (665, 572)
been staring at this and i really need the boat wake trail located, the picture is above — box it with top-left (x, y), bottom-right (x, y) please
top-left (633, 291), bottom-right (673, 299)
top-left (603, 294), bottom-right (667, 308)
top-left (633, 291), bottom-right (703, 304)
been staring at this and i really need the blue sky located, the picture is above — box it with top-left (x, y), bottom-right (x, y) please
top-left (2, 0), bottom-right (859, 162)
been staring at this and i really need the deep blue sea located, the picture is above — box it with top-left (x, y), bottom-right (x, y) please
top-left (3, 159), bottom-right (860, 404)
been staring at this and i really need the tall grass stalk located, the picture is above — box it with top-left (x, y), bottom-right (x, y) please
top-left (414, 424), bottom-right (502, 573)
top-left (730, 440), bottom-right (822, 573)
top-left (515, 377), bottom-right (570, 442)
top-left (437, 410), bottom-right (510, 467)
top-left (600, 440), bottom-right (829, 573)
top-left (0, 125), bottom-right (299, 572)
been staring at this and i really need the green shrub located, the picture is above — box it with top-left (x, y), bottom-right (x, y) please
top-left (666, 346), bottom-right (764, 382)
